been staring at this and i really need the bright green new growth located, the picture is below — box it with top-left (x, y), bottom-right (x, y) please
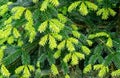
top-left (1, 64), bottom-right (10, 77)
top-left (39, 34), bottom-right (48, 46)
top-left (72, 31), bottom-right (81, 38)
top-left (51, 64), bottom-right (59, 75)
top-left (15, 65), bottom-right (34, 77)
top-left (67, 40), bottom-right (75, 52)
top-left (106, 38), bottom-right (113, 48)
top-left (111, 69), bottom-right (120, 77)
top-left (83, 64), bottom-right (92, 74)
top-left (68, 0), bottom-right (98, 16)
top-left (63, 53), bottom-right (72, 63)
top-left (63, 52), bottom-right (84, 66)
top-left (68, 1), bottom-right (81, 12)
top-left (0, 2), bottom-right (12, 16)
top-left (94, 64), bottom-right (109, 78)
top-left (7, 36), bottom-right (14, 44)
top-left (65, 74), bottom-right (70, 78)
top-left (38, 20), bottom-right (48, 33)
top-left (79, 2), bottom-right (88, 16)
top-left (40, 0), bottom-right (59, 11)
top-left (53, 50), bottom-right (61, 59)
top-left (49, 35), bottom-right (57, 49)
top-left (88, 32), bottom-right (110, 39)
top-left (71, 53), bottom-right (79, 65)
top-left (13, 28), bottom-right (21, 38)
top-left (25, 10), bottom-right (36, 43)
top-left (87, 40), bottom-right (93, 46)
top-left (82, 46), bottom-right (91, 55)
top-left (12, 7), bottom-right (26, 19)
top-left (57, 40), bottom-right (65, 50)
top-left (97, 8), bottom-right (116, 20)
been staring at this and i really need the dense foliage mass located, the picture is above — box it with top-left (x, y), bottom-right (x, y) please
top-left (0, 0), bottom-right (120, 78)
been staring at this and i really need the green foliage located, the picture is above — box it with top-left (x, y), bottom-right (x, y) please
top-left (106, 37), bottom-right (113, 48)
top-left (83, 64), bottom-right (92, 74)
top-left (65, 74), bottom-right (70, 78)
top-left (111, 69), bottom-right (120, 77)
top-left (15, 65), bottom-right (34, 77)
top-left (82, 46), bottom-right (91, 55)
top-left (40, 0), bottom-right (59, 11)
top-left (68, 0), bottom-right (98, 16)
top-left (1, 64), bottom-right (10, 77)
top-left (94, 64), bottom-right (109, 78)
top-left (0, 0), bottom-right (119, 78)
top-left (0, 2), bottom-right (12, 16)
top-left (51, 64), bottom-right (59, 75)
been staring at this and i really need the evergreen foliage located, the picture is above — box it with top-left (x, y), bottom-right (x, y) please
top-left (0, 0), bottom-right (119, 78)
